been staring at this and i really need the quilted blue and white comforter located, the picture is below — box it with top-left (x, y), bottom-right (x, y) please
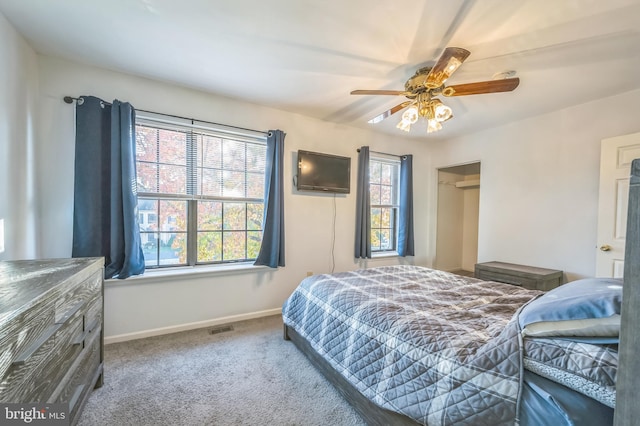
top-left (282, 265), bottom-right (542, 425)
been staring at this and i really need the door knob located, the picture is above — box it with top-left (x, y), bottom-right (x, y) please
top-left (599, 244), bottom-right (612, 252)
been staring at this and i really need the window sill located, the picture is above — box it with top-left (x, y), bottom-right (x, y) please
top-left (105, 262), bottom-right (272, 285)
top-left (371, 251), bottom-right (399, 259)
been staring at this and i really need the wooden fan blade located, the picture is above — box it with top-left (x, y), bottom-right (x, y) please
top-left (442, 78), bottom-right (520, 96)
top-left (351, 89), bottom-right (408, 96)
top-left (425, 47), bottom-right (471, 89)
top-left (368, 101), bottom-right (413, 124)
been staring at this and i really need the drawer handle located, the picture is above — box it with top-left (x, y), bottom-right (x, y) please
top-left (13, 323), bottom-right (64, 365)
top-left (73, 318), bottom-right (100, 346)
top-left (57, 301), bottom-right (85, 324)
top-left (14, 301), bottom-right (85, 366)
top-left (69, 384), bottom-right (85, 413)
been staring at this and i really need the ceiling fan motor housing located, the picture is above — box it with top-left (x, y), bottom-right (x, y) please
top-left (404, 67), bottom-right (437, 95)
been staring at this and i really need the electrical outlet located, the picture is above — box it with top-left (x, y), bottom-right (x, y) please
top-left (306, 271), bottom-right (313, 277)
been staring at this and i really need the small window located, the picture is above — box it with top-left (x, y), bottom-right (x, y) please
top-left (369, 157), bottom-right (400, 252)
top-left (135, 115), bottom-right (267, 268)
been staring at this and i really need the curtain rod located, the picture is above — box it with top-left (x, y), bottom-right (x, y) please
top-left (356, 148), bottom-right (407, 160)
top-left (63, 96), bottom-right (269, 136)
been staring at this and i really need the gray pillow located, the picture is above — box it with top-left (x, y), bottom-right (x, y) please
top-left (519, 278), bottom-right (623, 338)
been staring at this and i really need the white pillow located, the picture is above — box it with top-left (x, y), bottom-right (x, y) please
top-left (521, 314), bottom-right (620, 338)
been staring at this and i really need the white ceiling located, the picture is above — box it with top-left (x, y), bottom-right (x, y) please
top-left (2, 0), bottom-right (640, 140)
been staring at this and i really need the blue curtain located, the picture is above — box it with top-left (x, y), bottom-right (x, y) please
top-left (72, 96), bottom-right (145, 279)
top-left (398, 154), bottom-right (415, 256)
top-left (254, 130), bottom-right (285, 268)
top-left (355, 146), bottom-right (371, 258)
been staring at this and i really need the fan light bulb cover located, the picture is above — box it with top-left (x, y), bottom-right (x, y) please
top-left (434, 103), bottom-right (453, 122)
top-left (402, 106), bottom-right (419, 124)
top-left (427, 119), bottom-right (442, 133)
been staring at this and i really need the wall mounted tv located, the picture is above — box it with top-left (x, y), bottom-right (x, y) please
top-left (297, 150), bottom-right (351, 194)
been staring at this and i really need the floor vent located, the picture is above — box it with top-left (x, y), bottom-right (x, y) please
top-left (208, 325), bottom-right (234, 335)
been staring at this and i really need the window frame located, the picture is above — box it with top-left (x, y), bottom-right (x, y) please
top-left (135, 113), bottom-right (267, 269)
top-left (369, 155), bottom-right (401, 254)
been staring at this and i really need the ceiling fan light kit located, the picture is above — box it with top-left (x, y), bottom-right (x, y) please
top-left (351, 47), bottom-right (520, 134)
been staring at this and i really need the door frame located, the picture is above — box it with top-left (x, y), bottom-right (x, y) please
top-left (596, 132), bottom-right (640, 277)
top-left (433, 160), bottom-right (482, 273)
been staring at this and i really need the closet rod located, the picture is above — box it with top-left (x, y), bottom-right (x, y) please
top-left (63, 96), bottom-right (269, 136)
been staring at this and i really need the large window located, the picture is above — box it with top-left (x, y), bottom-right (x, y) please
top-left (135, 115), bottom-right (266, 268)
top-left (369, 156), bottom-right (400, 252)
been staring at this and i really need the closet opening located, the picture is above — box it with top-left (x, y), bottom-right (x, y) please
top-left (435, 162), bottom-right (481, 277)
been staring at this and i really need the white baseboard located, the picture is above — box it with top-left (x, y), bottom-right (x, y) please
top-left (104, 308), bottom-right (282, 345)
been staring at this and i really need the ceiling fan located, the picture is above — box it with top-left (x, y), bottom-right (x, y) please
top-left (351, 47), bottom-right (520, 133)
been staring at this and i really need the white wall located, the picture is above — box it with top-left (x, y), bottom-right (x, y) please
top-left (0, 12), bottom-right (38, 261)
top-left (429, 89), bottom-right (640, 281)
top-left (35, 56), bottom-right (431, 339)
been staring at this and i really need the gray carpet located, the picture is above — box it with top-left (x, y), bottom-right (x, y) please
top-left (78, 315), bottom-right (365, 426)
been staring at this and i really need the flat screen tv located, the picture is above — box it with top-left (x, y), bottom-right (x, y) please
top-left (297, 150), bottom-right (351, 193)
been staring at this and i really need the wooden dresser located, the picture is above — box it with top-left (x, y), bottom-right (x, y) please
top-left (0, 257), bottom-right (104, 425)
top-left (475, 261), bottom-right (563, 291)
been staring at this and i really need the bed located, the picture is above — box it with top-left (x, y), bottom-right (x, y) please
top-left (282, 158), bottom-right (639, 426)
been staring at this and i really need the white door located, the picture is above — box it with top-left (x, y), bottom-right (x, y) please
top-left (596, 132), bottom-right (640, 277)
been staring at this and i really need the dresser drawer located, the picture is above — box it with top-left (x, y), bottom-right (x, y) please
top-left (0, 305), bottom-right (57, 389)
top-left (28, 315), bottom-right (86, 402)
top-left (53, 327), bottom-right (102, 423)
top-left (1, 314), bottom-right (84, 402)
